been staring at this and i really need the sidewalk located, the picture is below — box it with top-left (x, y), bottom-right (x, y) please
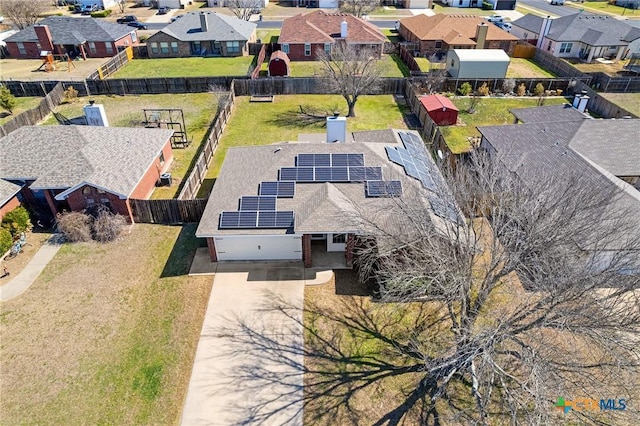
top-left (0, 235), bottom-right (63, 302)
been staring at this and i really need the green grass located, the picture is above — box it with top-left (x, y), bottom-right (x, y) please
top-left (567, 1), bottom-right (640, 17)
top-left (432, 3), bottom-right (495, 15)
top-left (414, 57), bottom-right (445, 72)
top-left (0, 97), bottom-right (43, 125)
top-left (506, 58), bottom-right (556, 78)
top-left (440, 97), bottom-right (570, 154)
top-left (200, 95), bottom-right (409, 194)
top-left (110, 57), bottom-right (254, 78)
top-left (289, 55), bottom-right (405, 78)
top-left (256, 29), bottom-right (280, 44)
top-left (599, 93), bottom-right (640, 116)
top-left (382, 29), bottom-right (401, 44)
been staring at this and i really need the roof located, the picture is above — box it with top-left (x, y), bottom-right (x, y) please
top-left (450, 49), bottom-right (510, 61)
top-left (279, 10), bottom-right (386, 44)
top-left (270, 49), bottom-right (290, 64)
top-left (150, 11), bottom-right (256, 42)
top-left (400, 14), bottom-right (517, 43)
top-left (511, 14), bottom-right (544, 35)
top-left (5, 17), bottom-right (134, 44)
top-left (0, 126), bottom-right (173, 199)
top-left (0, 179), bottom-right (22, 207)
top-left (420, 95), bottom-right (459, 113)
top-left (511, 104), bottom-right (591, 123)
top-left (196, 131), bottom-right (460, 238)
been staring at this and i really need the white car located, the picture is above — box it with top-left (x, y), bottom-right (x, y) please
top-left (484, 15), bottom-right (505, 24)
top-left (0, 16), bottom-right (4, 24)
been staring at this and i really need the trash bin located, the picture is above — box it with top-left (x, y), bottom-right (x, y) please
top-left (160, 173), bottom-right (172, 186)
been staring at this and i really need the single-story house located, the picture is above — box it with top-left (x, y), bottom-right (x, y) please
top-left (0, 126), bottom-right (174, 222)
top-left (4, 17), bottom-right (137, 60)
top-left (382, 0), bottom-right (431, 7)
top-left (277, 0), bottom-right (337, 7)
top-left (420, 94), bottom-right (459, 126)
top-left (159, 0), bottom-right (191, 9)
top-left (145, 11), bottom-right (257, 58)
top-left (196, 130), bottom-right (464, 266)
top-left (511, 13), bottom-right (640, 62)
top-left (0, 179), bottom-right (22, 221)
top-left (207, 0), bottom-right (269, 6)
top-left (446, 49), bottom-right (510, 78)
top-left (399, 15), bottom-right (517, 58)
top-left (279, 10), bottom-right (387, 61)
top-left (440, 0), bottom-right (515, 10)
top-left (268, 50), bottom-right (290, 77)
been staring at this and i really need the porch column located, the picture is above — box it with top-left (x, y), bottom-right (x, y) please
top-left (302, 234), bottom-right (312, 268)
top-left (43, 189), bottom-right (58, 218)
top-left (345, 233), bottom-right (355, 268)
top-left (586, 47), bottom-right (595, 63)
top-left (615, 46), bottom-right (626, 61)
top-left (79, 44), bottom-right (87, 60)
top-left (206, 238), bottom-right (218, 262)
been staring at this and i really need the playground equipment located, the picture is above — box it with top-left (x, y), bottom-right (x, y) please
top-left (142, 108), bottom-right (191, 148)
top-left (36, 52), bottom-right (76, 73)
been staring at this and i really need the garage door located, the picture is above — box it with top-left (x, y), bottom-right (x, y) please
top-left (495, 0), bottom-right (516, 9)
top-left (214, 235), bottom-right (302, 261)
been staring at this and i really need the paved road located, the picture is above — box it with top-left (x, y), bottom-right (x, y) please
top-left (518, 0), bottom-right (591, 17)
top-left (256, 19), bottom-right (400, 29)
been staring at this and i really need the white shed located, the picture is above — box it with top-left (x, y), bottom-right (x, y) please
top-left (446, 49), bottom-right (510, 79)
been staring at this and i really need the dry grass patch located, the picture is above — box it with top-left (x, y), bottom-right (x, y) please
top-left (0, 223), bottom-right (211, 425)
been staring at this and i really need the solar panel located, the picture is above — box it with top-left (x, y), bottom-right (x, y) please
top-left (275, 211), bottom-right (295, 228)
top-left (220, 211), bottom-right (294, 229)
top-left (259, 181), bottom-right (295, 198)
top-left (314, 167), bottom-right (333, 182)
top-left (257, 211), bottom-right (276, 228)
top-left (418, 171), bottom-right (436, 191)
top-left (366, 180), bottom-right (403, 197)
top-left (348, 153), bottom-right (365, 166)
top-left (280, 168), bottom-right (297, 181)
top-left (239, 196), bottom-right (277, 211)
top-left (238, 211), bottom-right (258, 227)
top-left (298, 167), bottom-right (314, 181)
top-left (348, 166), bottom-right (367, 182)
top-left (219, 211), bottom-right (259, 229)
top-left (429, 195), bottom-right (461, 224)
top-left (298, 153), bottom-right (331, 167)
top-left (385, 146), bottom-right (403, 165)
top-left (331, 153), bottom-right (349, 167)
top-left (404, 162), bottom-right (420, 179)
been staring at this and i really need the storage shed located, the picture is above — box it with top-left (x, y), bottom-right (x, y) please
top-left (446, 49), bottom-right (510, 79)
top-left (420, 94), bottom-right (459, 126)
top-left (268, 50), bottom-right (290, 77)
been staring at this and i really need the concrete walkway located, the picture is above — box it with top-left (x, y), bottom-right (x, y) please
top-left (181, 263), bottom-right (329, 425)
top-left (0, 236), bottom-right (63, 302)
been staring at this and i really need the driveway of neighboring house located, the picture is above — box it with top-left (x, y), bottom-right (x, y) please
top-left (181, 263), bottom-right (330, 426)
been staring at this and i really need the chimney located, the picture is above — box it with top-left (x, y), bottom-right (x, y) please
top-left (572, 90), bottom-right (587, 109)
top-left (200, 12), bottom-right (208, 32)
top-left (326, 113), bottom-right (347, 143)
top-left (536, 16), bottom-right (553, 49)
top-left (341, 20), bottom-right (348, 38)
top-left (475, 23), bottom-right (488, 50)
top-left (576, 94), bottom-right (589, 113)
top-left (83, 102), bottom-right (110, 127)
top-left (34, 25), bottom-right (54, 53)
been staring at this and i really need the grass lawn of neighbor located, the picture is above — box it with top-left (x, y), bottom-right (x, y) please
top-left (41, 93), bottom-right (219, 198)
top-left (507, 58), bottom-right (556, 78)
top-left (289, 55), bottom-right (405, 78)
top-left (599, 93), bottom-right (640, 116)
top-left (440, 97), bottom-right (569, 154)
top-left (567, 1), bottom-right (640, 17)
top-left (110, 57), bottom-right (254, 78)
top-left (0, 97), bottom-right (43, 125)
top-left (0, 224), bottom-right (211, 425)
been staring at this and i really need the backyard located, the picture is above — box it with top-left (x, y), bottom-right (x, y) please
top-left (287, 55), bottom-right (406, 78)
top-left (600, 93), bottom-right (640, 116)
top-left (0, 224), bottom-right (211, 425)
top-left (0, 97), bottom-right (43, 126)
top-left (506, 58), bottom-right (556, 78)
top-left (41, 93), bottom-right (220, 198)
top-left (110, 57), bottom-right (254, 78)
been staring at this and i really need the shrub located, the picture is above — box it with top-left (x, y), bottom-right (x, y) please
top-left (502, 78), bottom-right (516, 94)
top-left (1, 206), bottom-right (32, 237)
top-left (482, 1), bottom-right (493, 9)
top-left (91, 10), bottom-right (112, 17)
top-left (458, 82), bottom-right (473, 96)
top-left (516, 83), bottom-right (526, 96)
top-left (68, 5), bottom-right (75, 10)
top-left (534, 83), bottom-right (545, 97)
top-left (56, 211), bottom-right (92, 243)
top-left (0, 228), bottom-right (12, 255)
top-left (64, 86), bottom-right (78, 103)
top-left (0, 86), bottom-right (17, 115)
top-left (477, 82), bottom-right (490, 96)
top-left (92, 210), bottom-right (125, 243)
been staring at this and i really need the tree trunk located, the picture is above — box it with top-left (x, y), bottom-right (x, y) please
top-left (347, 101), bottom-right (356, 118)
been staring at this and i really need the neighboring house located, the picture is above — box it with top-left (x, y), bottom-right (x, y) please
top-left (0, 179), bottom-right (22, 221)
top-left (420, 94), bottom-right (459, 126)
top-left (278, 1), bottom-right (338, 7)
top-left (196, 129), bottom-right (464, 266)
top-left (399, 15), bottom-right (517, 58)
top-left (4, 17), bottom-right (137, 59)
top-left (207, 0), bottom-right (269, 6)
top-left (383, 0), bottom-right (431, 7)
top-left (145, 11), bottom-right (257, 58)
top-left (511, 13), bottom-right (640, 62)
top-left (0, 126), bottom-right (174, 222)
top-left (440, 0), bottom-right (515, 10)
top-left (446, 49), bottom-right (510, 78)
top-left (159, 0), bottom-right (191, 9)
top-left (279, 10), bottom-right (387, 61)
top-left (77, 0), bottom-right (116, 9)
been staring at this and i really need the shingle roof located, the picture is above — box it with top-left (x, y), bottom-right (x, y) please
top-left (150, 11), bottom-right (256, 42)
top-left (0, 126), bottom-right (173, 199)
top-left (5, 17), bottom-right (134, 44)
top-left (0, 179), bottom-right (22, 207)
top-left (510, 104), bottom-right (590, 123)
top-left (279, 10), bottom-right (386, 44)
top-left (196, 132), bottom-right (458, 238)
top-left (511, 14), bottom-right (544, 35)
top-left (400, 14), bottom-right (517, 43)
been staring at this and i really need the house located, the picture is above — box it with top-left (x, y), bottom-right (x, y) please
top-left (0, 126), bottom-right (174, 222)
top-left (206, 0), bottom-right (269, 6)
top-left (446, 49), bottom-right (510, 78)
top-left (268, 50), bottom-right (291, 77)
top-left (420, 94), bottom-right (459, 126)
top-left (195, 129), bottom-right (464, 266)
top-left (278, 0), bottom-right (337, 7)
top-left (145, 11), bottom-right (257, 58)
top-left (382, 0), bottom-right (431, 7)
top-left (511, 13), bottom-right (640, 62)
top-left (399, 15), bottom-right (517, 58)
top-left (279, 11), bottom-right (387, 61)
top-left (4, 17), bottom-right (137, 60)
top-left (440, 0), bottom-right (515, 10)
top-left (0, 180), bottom-right (22, 221)
top-left (159, 0), bottom-right (191, 10)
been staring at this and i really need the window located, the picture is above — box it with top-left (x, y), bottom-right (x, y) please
top-left (559, 42), bottom-right (572, 54)
top-left (191, 41), bottom-right (201, 54)
top-left (88, 42), bottom-right (96, 54)
top-left (435, 41), bottom-right (442, 49)
top-left (159, 152), bottom-right (165, 165)
top-left (171, 42), bottom-right (178, 53)
top-left (281, 43), bottom-right (289, 54)
top-left (547, 40), bottom-right (552, 51)
top-left (458, 0), bottom-right (463, 4)
top-left (150, 42), bottom-right (159, 54)
top-left (524, 32), bottom-right (529, 39)
top-left (226, 41), bottom-right (240, 54)
top-left (17, 42), bottom-right (26, 55)
top-left (304, 43), bottom-right (311, 56)
top-left (160, 42), bottom-right (169, 54)
top-left (332, 234), bottom-right (346, 244)
top-left (324, 43), bottom-right (331, 55)
top-left (131, 33), bottom-right (137, 43)
top-left (105, 42), bottom-right (113, 54)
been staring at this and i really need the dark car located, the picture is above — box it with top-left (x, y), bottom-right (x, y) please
top-left (127, 21), bottom-right (148, 30)
top-left (158, 6), bottom-right (169, 14)
top-left (117, 15), bottom-right (137, 24)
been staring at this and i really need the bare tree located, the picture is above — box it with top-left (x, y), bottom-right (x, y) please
top-left (116, 0), bottom-right (127, 14)
top-left (317, 42), bottom-right (383, 118)
top-left (226, 0), bottom-right (262, 21)
top-left (339, 0), bottom-right (380, 18)
top-left (0, 0), bottom-right (48, 29)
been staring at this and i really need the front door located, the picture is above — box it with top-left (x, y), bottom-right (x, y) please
top-left (212, 41), bottom-right (221, 55)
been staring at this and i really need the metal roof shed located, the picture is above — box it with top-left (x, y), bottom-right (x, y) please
top-left (420, 95), bottom-right (459, 126)
top-left (446, 49), bottom-right (510, 79)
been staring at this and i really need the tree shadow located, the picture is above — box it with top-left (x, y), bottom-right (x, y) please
top-left (267, 104), bottom-right (341, 128)
top-left (160, 223), bottom-right (203, 277)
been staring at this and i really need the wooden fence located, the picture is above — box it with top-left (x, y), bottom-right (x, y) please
top-left (573, 80), bottom-right (637, 118)
top-left (533, 49), bottom-right (591, 80)
top-left (88, 46), bottom-right (133, 80)
top-left (251, 45), bottom-right (266, 80)
top-left (0, 82), bottom-right (65, 137)
top-left (513, 44), bottom-right (536, 59)
top-left (233, 77), bottom-right (407, 96)
top-left (399, 45), bottom-right (420, 73)
top-left (129, 198), bottom-right (208, 224)
top-left (589, 72), bottom-right (640, 93)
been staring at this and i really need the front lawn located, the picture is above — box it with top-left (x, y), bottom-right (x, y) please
top-left (567, 1), bottom-right (639, 17)
top-left (289, 55), bottom-right (405, 78)
top-left (440, 97), bottom-right (569, 154)
top-left (0, 224), bottom-right (211, 425)
top-left (0, 97), bottom-right (43, 125)
top-left (256, 29), bottom-right (280, 44)
top-left (110, 57), bottom-right (254, 78)
top-left (507, 58), bottom-right (556, 78)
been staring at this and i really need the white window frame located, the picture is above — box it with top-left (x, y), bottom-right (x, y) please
top-left (88, 41), bottom-right (97, 54)
top-left (324, 43), bottom-right (331, 55)
top-left (227, 40), bottom-right (240, 54)
top-left (304, 42), bottom-right (311, 56)
top-left (17, 42), bottom-right (26, 55)
top-left (105, 42), bottom-right (113, 54)
top-left (559, 42), bottom-right (572, 54)
top-left (281, 43), bottom-right (289, 54)
top-left (160, 42), bottom-right (169, 54)
top-left (150, 42), bottom-right (159, 54)
top-left (171, 42), bottom-right (178, 53)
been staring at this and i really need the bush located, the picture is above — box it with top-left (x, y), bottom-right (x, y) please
top-left (534, 83), bottom-right (545, 97)
top-left (91, 10), bottom-right (112, 17)
top-left (482, 1), bottom-right (493, 9)
top-left (0, 228), bottom-right (12, 255)
top-left (63, 86), bottom-right (79, 103)
top-left (502, 78), bottom-right (516, 94)
top-left (56, 212), bottom-right (93, 242)
top-left (0, 86), bottom-right (17, 115)
top-left (477, 82), bottom-right (490, 96)
top-left (92, 210), bottom-right (125, 243)
top-left (1, 206), bottom-right (32, 237)
top-left (458, 82), bottom-right (473, 96)
top-left (68, 5), bottom-right (75, 10)
top-left (516, 83), bottom-right (526, 96)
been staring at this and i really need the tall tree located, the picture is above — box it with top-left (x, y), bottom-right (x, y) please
top-left (339, 0), bottom-right (380, 18)
top-left (226, 0), bottom-right (262, 21)
top-left (317, 42), bottom-right (383, 118)
top-left (0, 0), bottom-right (48, 30)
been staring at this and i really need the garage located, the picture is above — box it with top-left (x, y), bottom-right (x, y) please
top-left (495, 0), bottom-right (516, 9)
top-left (214, 235), bottom-right (302, 261)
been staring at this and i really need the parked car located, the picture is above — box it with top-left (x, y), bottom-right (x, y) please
top-left (550, 0), bottom-right (565, 4)
top-left (170, 14), bottom-right (184, 22)
top-left (497, 22), bottom-right (512, 32)
top-left (158, 6), bottom-right (170, 14)
top-left (81, 4), bottom-right (100, 15)
top-left (127, 21), bottom-right (147, 30)
top-left (484, 15), bottom-right (505, 24)
top-left (117, 15), bottom-right (138, 24)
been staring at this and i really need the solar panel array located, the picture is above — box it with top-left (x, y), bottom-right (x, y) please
top-left (279, 166), bottom-right (382, 182)
top-left (365, 180), bottom-right (403, 197)
top-left (385, 132), bottom-right (441, 191)
top-left (297, 153), bottom-right (365, 167)
top-left (219, 211), bottom-right (295, 229)
top-left (428, 194), bottom-right (461, 224)
top-left (259, 181), bottom-right (295, 198)
top-left (239, 196), bottom-right (277, 211)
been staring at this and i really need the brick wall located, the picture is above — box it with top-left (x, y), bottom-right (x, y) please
top-left (66, 185), bottom-right (130, 219)
top-left (6, 35), bottom-right (133, 59)
top-left (286, 42), bottom-right (383, 61)
top-left (302, 234), bottom-right (312, 267)
top-left (206, 237), bottom-right (218, 262)
top-left (146, 32), bottom-right (252, 58)
top-left (130, 140), bottom-right (173, 199)
top-left (345, 233), bottom-right (354, 267)
top-left (0, 196), bottom-right (21, 221)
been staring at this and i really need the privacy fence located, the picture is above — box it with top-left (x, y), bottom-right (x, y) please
top-left (87, 46), bottom-right (133, 80)
top-left (128, 198), bottom-right (208, 224)
top-left (0, 82), bottom-right (64, 137)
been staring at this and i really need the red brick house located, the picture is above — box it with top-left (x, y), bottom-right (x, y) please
top-left (0, 126), bottom-right (174, 222)
top-left (279, 11), bottom-right (387, 61)
top-left (0, 180), bottom-right (22, 221)
top-left (4, 17), bottom-right (137, 59)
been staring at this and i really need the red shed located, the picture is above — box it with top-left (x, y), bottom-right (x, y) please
top-left (268, 50), bottom-right (290, 77)
top-left (420, 94), bottom-right (459, 126)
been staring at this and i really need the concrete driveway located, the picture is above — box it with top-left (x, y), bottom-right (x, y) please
top-left (181, 263), bottom-right (329, 426)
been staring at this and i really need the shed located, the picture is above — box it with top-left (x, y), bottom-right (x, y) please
top-left (446, 49), bottom-right (510, 79)
top-left (268, 50), bottom-right (290, 77)
top-left (420, 95), bottom-right (459, 126)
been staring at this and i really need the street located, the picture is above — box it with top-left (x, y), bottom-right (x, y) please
top-left (518, 0), bottom-right (593, 17)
